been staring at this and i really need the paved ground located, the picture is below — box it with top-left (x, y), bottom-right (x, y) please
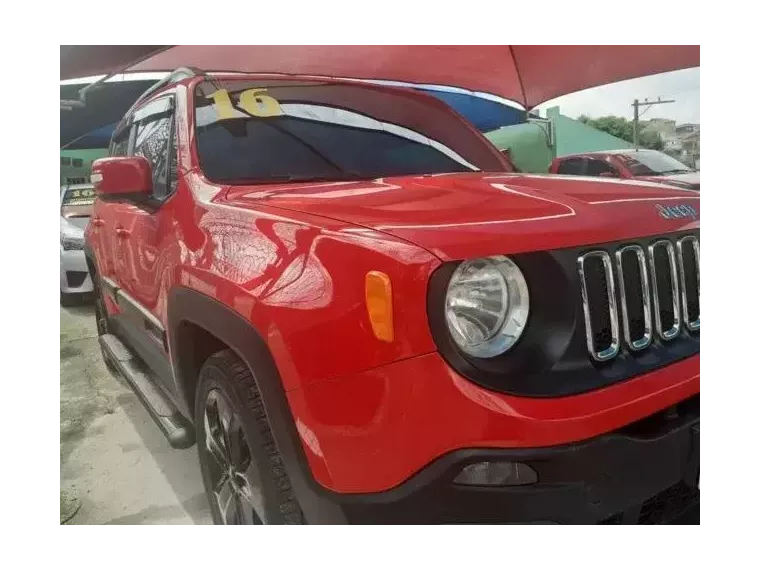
top-left (60, 301), bottom-right (211, 525)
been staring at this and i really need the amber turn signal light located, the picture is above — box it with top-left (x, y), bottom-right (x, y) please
top-left (365, 271), bottom-right (394, 342)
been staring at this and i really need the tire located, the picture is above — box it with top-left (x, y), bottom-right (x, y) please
top-left (195, 349), bottom-right (304, 525)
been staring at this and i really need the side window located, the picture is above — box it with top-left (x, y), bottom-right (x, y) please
top-left (586, 159), bottom-right (618, 177)
top-left (133, 113), bottom-right (175, 200)
top-left (557, 157), bottom-right (584, 175)
top-left (110, 128), bottom-right (130, 157)
top-left (168, 128), bottom-right (178, 196)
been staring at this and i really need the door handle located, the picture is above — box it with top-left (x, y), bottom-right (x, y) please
top-left (91, 217), bottom-right (105, 228)
top-left (115, 227), bottom-right (131, 239)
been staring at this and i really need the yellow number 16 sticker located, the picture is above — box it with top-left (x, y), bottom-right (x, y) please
top-left (207, 88), bottom-right (283, 120)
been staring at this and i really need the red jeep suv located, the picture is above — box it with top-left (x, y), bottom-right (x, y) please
top-left (86, 69), bottom-right (700, 524)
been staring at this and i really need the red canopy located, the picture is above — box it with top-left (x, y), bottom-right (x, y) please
top-left (60, 45), bottom-right (169, 80)
top-left (61, 45), bottom-right (699, 109)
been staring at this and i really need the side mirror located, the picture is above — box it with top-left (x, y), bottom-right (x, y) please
top-left (598, 171), bottom-right (619, 178)
top-left (91, 156), bottom-right (153, 199)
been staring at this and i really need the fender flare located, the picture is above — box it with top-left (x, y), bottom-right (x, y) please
top-left (83, 242), bottom-right (97, 275)
top-left (166, 286), bottom-right (347, 523)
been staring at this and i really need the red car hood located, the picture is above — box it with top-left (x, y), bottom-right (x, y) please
top-left (225, 172), bottom-right (700, 261)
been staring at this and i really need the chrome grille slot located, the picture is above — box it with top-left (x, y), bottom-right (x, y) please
top-left (578, 251), bottom-right (620, 362)
top-left (615, 245), bottom-right (652, 350)
top-left (677, 236), bottom-right (700, 331)
top-left (577, 234), bottom-right (699, 362)
top-left (648, 240), bottom-right (681, 340)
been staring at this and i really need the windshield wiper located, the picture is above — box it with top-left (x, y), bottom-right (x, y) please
top-left (657, 169), bottom-right (693, 175)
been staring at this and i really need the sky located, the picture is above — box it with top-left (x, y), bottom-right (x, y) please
top-left (61, 67), bottom-right (700, 126)
top-left (535, 67), bottom-right (700, 125)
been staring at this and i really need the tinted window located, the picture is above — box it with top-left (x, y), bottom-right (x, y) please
top-left (72, 158), bottom-right (83, 167)
top-left (586, 159), bottom-right (618, 177)
top-left (60, 156), bottom-right (71, 166)
top-left (194, 80), bottom-right (508, 184)
top-left (557, 158), bottom-right (585, 175)
top-left (615, 150), bottom-right (693, 176)
top-left (134, 115), bottom-right (173, 199)
top-left (168, 128), bottom-right (178, 197)
top-left (110, 130), bottom-right (130, 157)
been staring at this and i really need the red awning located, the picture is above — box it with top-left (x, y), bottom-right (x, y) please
top-left (61, 45), bottom-right (699, 110)
top-left (60, 45), bottom-right (170, 81)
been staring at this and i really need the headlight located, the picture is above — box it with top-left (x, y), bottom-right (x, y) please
top-left (60, 220), bottom-right (85, 251)
top-left (61, 234), bottom-right (85, 251)
top-left (444, 255), bottom-right (530, 358)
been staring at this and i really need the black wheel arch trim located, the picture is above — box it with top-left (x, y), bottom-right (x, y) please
top-left (166, 286), bottom-right (348, 524)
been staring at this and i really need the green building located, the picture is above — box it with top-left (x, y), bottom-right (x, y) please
top-left (485, 106), bottom-right (633, 174)
top-left (60, 149), bottom-right (107, 186)
top-left (485, 122), bottom-right (554, 174)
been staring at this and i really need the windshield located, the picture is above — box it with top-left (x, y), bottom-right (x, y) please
top-left (193, 79), bottom-right (508, 184)
top-left (61, 185), bottom-right (95, 218)
top-left (616, 150), bottom-right (693, 176)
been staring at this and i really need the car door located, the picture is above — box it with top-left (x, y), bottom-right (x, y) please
top-left (112, 95), bottom-right (179, 390)
top-left (90, 124), bottom-right (134, 286)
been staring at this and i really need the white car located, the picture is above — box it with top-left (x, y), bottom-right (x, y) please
top-left (60, 184), bottom-right (95, 304)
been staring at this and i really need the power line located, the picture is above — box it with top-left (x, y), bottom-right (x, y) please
top-left (632, 97), bottom-right (676, 149)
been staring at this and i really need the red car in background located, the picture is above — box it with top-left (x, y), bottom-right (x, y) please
top-left (550, 149), bottom-right (700, 190)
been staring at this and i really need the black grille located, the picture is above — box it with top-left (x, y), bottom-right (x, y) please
top-left (65, 271), bottom-right (88, 288)
top-left (579, 233), bottom-right (699, 363)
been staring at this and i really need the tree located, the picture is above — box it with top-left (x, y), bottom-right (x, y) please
top-left (577, 115), bottom-right (664, 151)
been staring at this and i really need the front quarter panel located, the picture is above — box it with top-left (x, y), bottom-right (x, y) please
top-left (175, 178), bottom-right (441, 392)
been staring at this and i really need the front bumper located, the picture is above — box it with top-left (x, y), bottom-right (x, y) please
top-left (287, 351), bottom-right (700, 494)
top-left (323, 404), bottom-right (699, 524)
top-left (60, 248), bottom-right (93, 294)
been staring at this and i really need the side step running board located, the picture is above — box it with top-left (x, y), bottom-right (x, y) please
top-left (99, 333), bottom-right (195, 449)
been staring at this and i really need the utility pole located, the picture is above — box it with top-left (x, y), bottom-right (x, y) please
top-left (632, 97), bottom-right (676, 150)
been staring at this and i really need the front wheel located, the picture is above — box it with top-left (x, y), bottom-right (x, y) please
top-left (195, 349), bottom-right (304, 525)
